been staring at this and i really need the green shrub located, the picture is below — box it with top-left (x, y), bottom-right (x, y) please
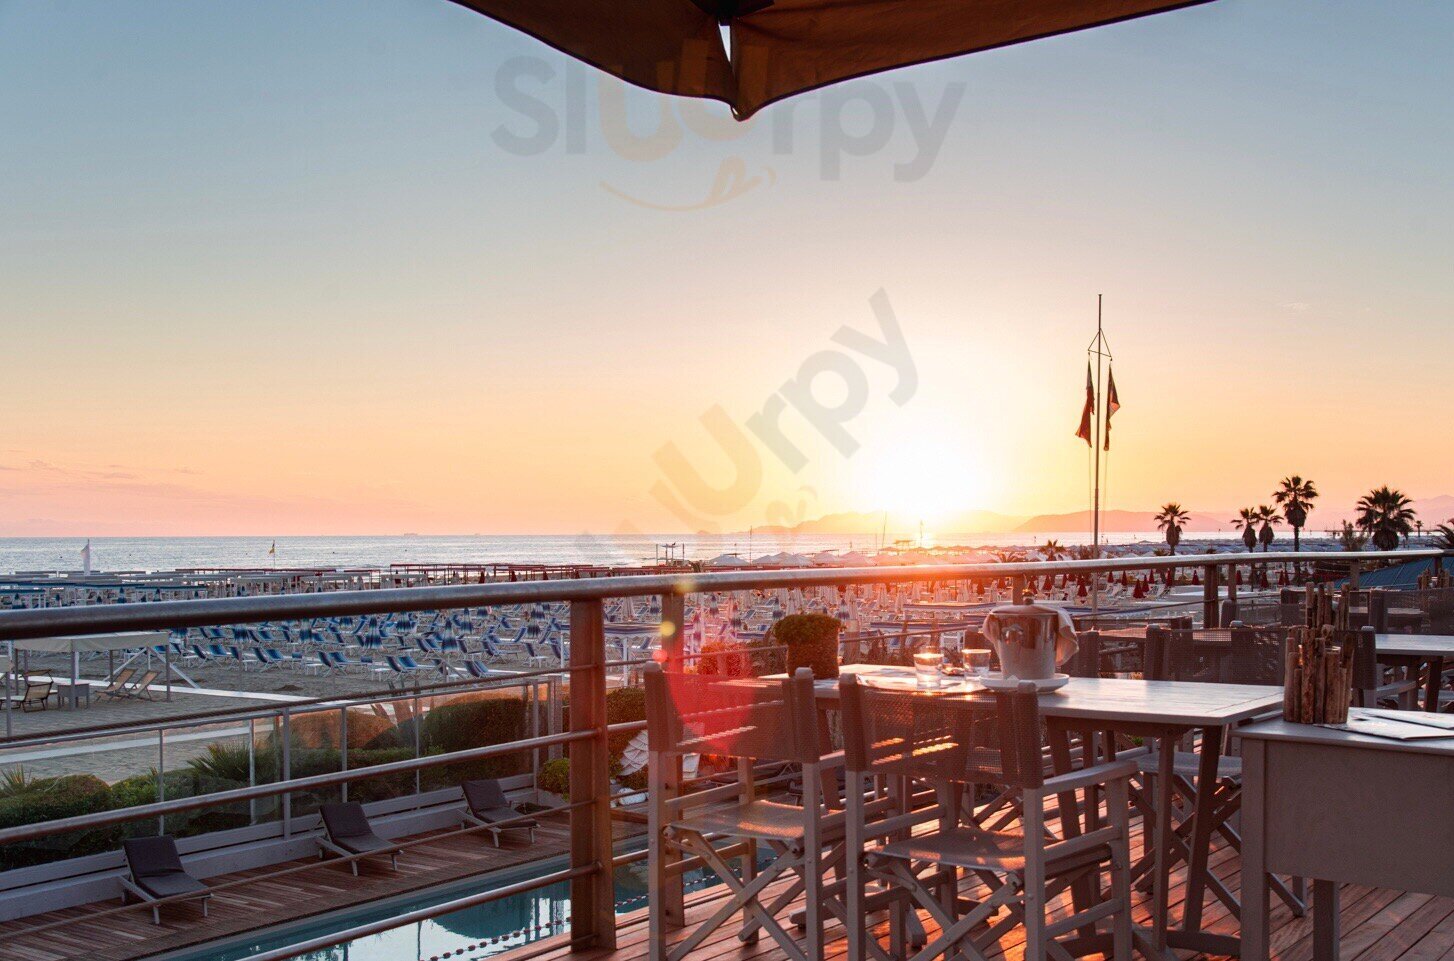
top-left (605, 687), bottom-right (649, 791)
top-left (773, 613), bottom-right (841, 679)
top-left (0, 774), bottom-right (119, 870)
top-left (539, 758), bottom-right (570, 797)
top-left (416, 695), bottom-right (530, 781)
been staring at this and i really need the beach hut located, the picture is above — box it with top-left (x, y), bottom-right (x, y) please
top-left (705, 554), bottom-right (749, 569)
top-left (6, 630), bottom-right (176, 726)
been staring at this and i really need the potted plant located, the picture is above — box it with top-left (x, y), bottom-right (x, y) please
top-left (773, 613), bottom-right (841, 680)
top-left (536, 757), bottom-right (570, 807)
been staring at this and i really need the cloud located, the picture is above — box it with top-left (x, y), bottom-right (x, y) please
top-left (1282, 302), bottom-right (1311, 312)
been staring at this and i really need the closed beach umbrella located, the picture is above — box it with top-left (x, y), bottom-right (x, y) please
top-left (453, 0), bottom-right (1213, 119)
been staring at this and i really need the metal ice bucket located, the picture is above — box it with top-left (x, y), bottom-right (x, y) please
top-left (982, 603), bottom-right (1078, 680)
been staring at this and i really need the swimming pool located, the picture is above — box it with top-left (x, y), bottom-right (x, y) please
top-left (156, 843), bottom-right (738, 961)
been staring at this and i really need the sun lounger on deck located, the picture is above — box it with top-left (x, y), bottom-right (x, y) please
top-left (460, 779), bottom-right (538, 846)
top-left (316, 802), bottom-right (400, 875)
top-left (121, 836), bottom-right (211, 924)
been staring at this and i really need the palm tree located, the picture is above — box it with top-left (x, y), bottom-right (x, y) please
top-left (1155, 503), bottom-right (1191, 556)
top-left (1356, 486), bottom-right (1416, 552)
top-left (1335, 521), bottom-right (1368, 552)
top-left (1040, 539), bottom-right (1065, 561)
top-left (1256, 505), bottom-right (1282, 552)
top-left (1231, 507), bottom-right (1260, 552)
top-left (1432, 520), bottom-right (1454, 552)
top-left (1272, 476), bottom-right (1318, 552)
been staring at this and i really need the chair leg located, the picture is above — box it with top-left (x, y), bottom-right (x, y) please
top-left (1023, 794), bottom-right (1048, 961)
top-left (1108, 780), bottom-right (1133, 961)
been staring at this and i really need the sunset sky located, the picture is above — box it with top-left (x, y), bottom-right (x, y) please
top-left (1, 0), bottom-right (1450, 537)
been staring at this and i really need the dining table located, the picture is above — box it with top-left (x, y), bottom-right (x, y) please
top-left (798, 665), bottom-right (1285, 959)
top-left (1372, 633), bottom-right (1454, 712)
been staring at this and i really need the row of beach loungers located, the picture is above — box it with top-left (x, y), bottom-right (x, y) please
top-left (121, 778), bottom-right (538, 923)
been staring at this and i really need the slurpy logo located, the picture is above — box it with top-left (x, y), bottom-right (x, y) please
top-left (574, 289), bottom-right (916, 567)
top-left (492, 58), bottom-right (966, 210)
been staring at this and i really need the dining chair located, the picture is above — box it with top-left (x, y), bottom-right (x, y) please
top-left (645, 665), bottom-right (837, 961)
top-left (839, 674), bottom-right (1136, 961)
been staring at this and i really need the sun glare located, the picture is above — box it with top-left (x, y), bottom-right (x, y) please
top-left (854, 430), bottom-right (985, 525)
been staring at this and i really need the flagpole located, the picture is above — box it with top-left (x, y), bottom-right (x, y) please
top-left (1093, 295), bottom-right (1103, 561)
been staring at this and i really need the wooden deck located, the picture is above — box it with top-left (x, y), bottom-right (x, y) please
top-left (0, 816), bottom-right (637, 961)
top-left (507, 818), bottom-right (1454, 961)
top-left (3, 810), bottom-right (1452, 961)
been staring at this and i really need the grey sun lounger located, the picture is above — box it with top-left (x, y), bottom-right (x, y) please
top-left (316, 802), bottom-right (399, 875)
top-left (461, 779), bottom-right (538, 846)
top-left (120, 836), bottom-right (212, 924)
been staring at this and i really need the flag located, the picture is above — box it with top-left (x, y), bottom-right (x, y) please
top-left (1103, 367), bottom-right (1120, 451)
top-left (1075, 362), bottom-right (1094, 446)
top-left (268, 541), bottom-right (276, 556)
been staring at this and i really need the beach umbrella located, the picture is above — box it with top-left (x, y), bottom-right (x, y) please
top-left (454, 0), bottom-right (1212, 119)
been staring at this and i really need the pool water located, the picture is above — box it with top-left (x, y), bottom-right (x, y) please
top-left (166, 845), bottom-right (743, 961)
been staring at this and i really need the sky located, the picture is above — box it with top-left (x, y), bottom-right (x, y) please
top-left (0, 0), bottom-right (1451, 538)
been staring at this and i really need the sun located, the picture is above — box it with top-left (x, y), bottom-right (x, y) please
top-left (853, 428), bottom-right (986, 525)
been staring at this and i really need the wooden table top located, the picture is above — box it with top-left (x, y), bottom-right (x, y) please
top-left (1375, 633), bottom-right (1454, 658)
top-left (811, 665), bottom-right (1283, 727)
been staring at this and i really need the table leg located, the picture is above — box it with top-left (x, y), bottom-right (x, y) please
top-left (1425, 657), bottom-right (1443, 713)
top-left (1182, 725), bottom-right (1224, 934)
top-left (1241, 740), bottom-right (1269, 961)
top-left (1314, 879), bottom-right (1340, 961)
top-left (1152, 734), bottom-right (1175, 952)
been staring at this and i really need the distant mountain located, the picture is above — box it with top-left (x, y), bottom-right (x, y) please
top-left (752, 509), bottom-right (1026, 536)
top-left (1014, 509), bottom-right (1230, 534)
top-left (754, 495), bottom-right (1454, 540)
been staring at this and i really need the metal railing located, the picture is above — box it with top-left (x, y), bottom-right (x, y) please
top-left (0, 547), bottom-right (1444, 961)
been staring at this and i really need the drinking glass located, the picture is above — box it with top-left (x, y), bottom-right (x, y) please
top-left (913, 650), bottom-right (943, 688)
top-left (963, 649), bottom-right (993, 676)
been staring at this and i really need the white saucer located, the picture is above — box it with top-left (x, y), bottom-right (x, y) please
top-left (977, 672), bottom-right (1070, 693)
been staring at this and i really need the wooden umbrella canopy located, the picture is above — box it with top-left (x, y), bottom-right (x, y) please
top-left (449, 0), bottom-right (1214, 119)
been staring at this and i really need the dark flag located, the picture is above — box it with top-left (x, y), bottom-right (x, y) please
top-left (1103, 367), bottom-right (1120, 451)
top-left (1075, 363), bottom-right (1093, 446)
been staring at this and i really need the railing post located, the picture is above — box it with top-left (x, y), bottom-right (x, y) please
top-left (339, 706), bottom-right (349, 804)
top-left (656, 592), bottom-right (686, 927)
top-left (568, 598), bottom-right (615, 951)
top-left (1012, 575), bottom-right (1026, 604)
top-left (1226, 562), bottom-right (1239, 623)
top-left (1203, 565), bottom-right (1220, 628)
top-left (281, 708), bottom-right (292, 839)
top-left (659, 593), bottom-right (684, 670)
top-left (1348, 561), bottom-right (1361, 591)
top-left (157, 729), bottom-right (166, 835)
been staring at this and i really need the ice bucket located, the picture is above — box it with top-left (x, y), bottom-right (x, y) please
top-left (982, 603), bottom-right (1079, 680)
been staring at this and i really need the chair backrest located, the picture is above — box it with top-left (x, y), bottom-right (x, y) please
top-left (107, 668), bottom-right (137, 690)
top-left (124, 836), bottom-right (185, 878)
top-left (839, 674), bottom-right (1045, 790)
top-left (23, 679), bottom-right (52, 702)
top-left (133, 671), bottom-right (159, 691)
top-left (1227, 626), bottom-right (1291, 685)
top-left (462, 778), bottom-right (510, 812)
top-left (319, 802), bottom-right (373, 840)
top-left (644, 664), bottom-right (817, 765)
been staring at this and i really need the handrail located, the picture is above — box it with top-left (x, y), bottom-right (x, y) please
top-left (0, 550), bottom-right (1441, 641)
top-left (0, 728), bottom-right (593, 845)
top-left (0, 661), bottom-right (578, 749)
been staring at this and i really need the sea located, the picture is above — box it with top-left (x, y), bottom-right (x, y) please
top-left (0, 532), bottom-right (1246, 575)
